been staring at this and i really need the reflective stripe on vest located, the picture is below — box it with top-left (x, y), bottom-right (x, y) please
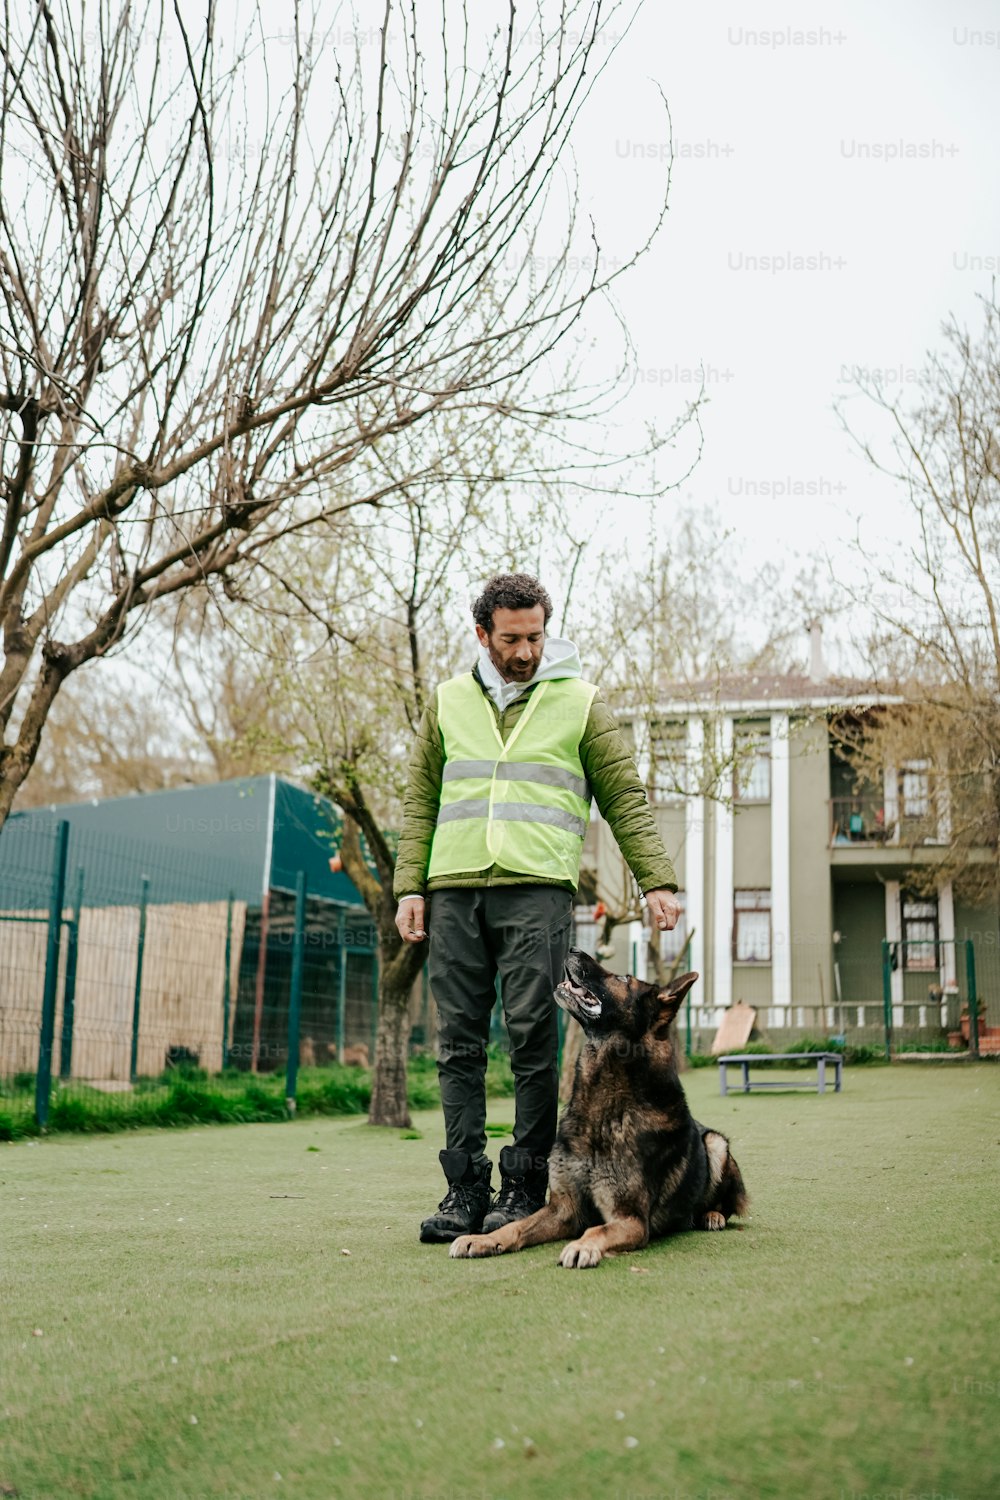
top-left (427, 672), bottom-right (598, 884)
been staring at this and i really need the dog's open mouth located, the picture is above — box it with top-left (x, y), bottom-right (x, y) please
top-left (555, 975), bottom-right (602, 1019)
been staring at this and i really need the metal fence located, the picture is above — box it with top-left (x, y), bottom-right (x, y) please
top-left (678, 932), bottom-right (1000, 1060)
top-left (4, 814), bottom-right (997, 1134)
top-left (0, 818), bottom-right (383, 1133)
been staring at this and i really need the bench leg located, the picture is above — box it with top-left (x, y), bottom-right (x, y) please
top-left (719, 1063), bottom-right (728, 1097)
top-left (742, 1062), bottom-right (750, 1094)
top-left (818, 1057), bottom-right (826, 1093)
top-left (835, 1061), bottom-right (842, 1093)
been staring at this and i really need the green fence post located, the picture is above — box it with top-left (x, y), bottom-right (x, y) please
top-left (35, 820), bottom-right (70, 1129)
top-left (420, 961), bottom-right (429, 1048)
top-left (881, 938), bottom-right (893, 1061)
top-left (371, 944), bottom-right (381, 1062)
top-left (129, 876), bottom-right (150, 1082)
top-left (285, 872), bottom-right (307, 1111)
top-left (965, 939), bottom-right (979, 1059)
top-left (684, 936), bottom-right (693, 1059)
top-left (59, 865), bottom-right (85, 1079)
top-left (491, 972), bottom-right (504, 1047)
top-left (336, 906), bottom-right (347, 1063)
top-left (221, 892), bottom-right (234, 1072)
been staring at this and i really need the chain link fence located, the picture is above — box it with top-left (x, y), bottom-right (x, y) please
top-left (678, 931), bottom-right (1000, 1060)
top-left (0, 817), bottom-right (383, 1136)
top-left (4, 815), bottom-right (996, 1135)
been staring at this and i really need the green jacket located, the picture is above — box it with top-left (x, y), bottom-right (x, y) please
top-left (393, 669), bottom-right (678, 899)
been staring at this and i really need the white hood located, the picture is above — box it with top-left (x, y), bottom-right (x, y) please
top-left (476, 636), bottom-right (582, 711)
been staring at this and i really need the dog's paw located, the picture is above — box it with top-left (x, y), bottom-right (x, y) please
top-left (449, 1234), bottom-right (503, 1258)
top-left (559, 1239), bottom-right (602, 1269)
top-left (701, 1211), bottom-right (726, 1231)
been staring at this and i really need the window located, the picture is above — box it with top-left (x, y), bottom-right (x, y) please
top-left (659, 891), bottom-right (688, 964)
top-left (649, 722), bottom-right (688, 803)
top-left (900, 759), bottom-right (931, 818)
top-left (734, 889), bottom-right (771, 962)
top-left (902, 895), bottom-right (938, 970)
top-left (734, 725), bottom-right (771, 802)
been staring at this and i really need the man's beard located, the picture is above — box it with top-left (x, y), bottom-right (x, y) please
top-left (488, 642), bottom-right (538, 683)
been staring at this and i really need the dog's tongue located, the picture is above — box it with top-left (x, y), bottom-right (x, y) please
top-left (560, 976), bottom-right (601, 1016)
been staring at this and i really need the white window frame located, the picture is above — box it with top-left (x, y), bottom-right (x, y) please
top-left (649, 721), bottom-right (688, 804)
top-left (902, 894), bottom-right (938, 971)
top-left (734, 888), bottom-right (771, 963)
top-left (659, 891), bottom-right (688, 965)
top-left (733, 724), bottom-right (771, 803)
top-left (900, 759), bottom-right (931, 819)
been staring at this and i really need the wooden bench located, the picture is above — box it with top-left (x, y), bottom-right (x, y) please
top-left (718, 1052), bottom-right (844, 1096)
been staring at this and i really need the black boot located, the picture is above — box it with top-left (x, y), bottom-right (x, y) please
top-left (480, 1145), bottom-right (548, 1233)
top-left (419, 1150), bottom-right (493, 1243)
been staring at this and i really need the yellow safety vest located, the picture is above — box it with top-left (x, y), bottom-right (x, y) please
top-left (427, 673), bottom-right (598, 885)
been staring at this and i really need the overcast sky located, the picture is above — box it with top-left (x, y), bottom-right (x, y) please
top-left (72, 1), bottom-right (1000, 678)
top-left (541, 0), bottom-right (1000, 664)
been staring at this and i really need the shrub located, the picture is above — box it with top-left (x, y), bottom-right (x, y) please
top-left (0, 1043), bottom-right (556, 1138)
top-left (485, 1041), bottom-right (516, 1097)
top-left (844, 1044), bottom-right (887, 1065)
top-left (159, 1061), bottom-right (208, 1085)
top-left (154, 1080), bottom-right (241, 1125)
top-left (47, 1096), bottom-right (93, 1132)
top-left (238, 1083), bottom-right (289, 1121)
top-left (297, 1070), bottom-right (372, 1116)
top-left (406, 1073), bottom-right (441, 1110)
top-left (690, 1038), bottom-right (887, 1068)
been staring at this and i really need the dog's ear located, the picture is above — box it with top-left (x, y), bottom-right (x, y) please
top-left (655, 971), bottom-right (699, 1023)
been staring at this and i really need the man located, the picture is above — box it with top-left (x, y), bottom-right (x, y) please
top-left (394, 572), bottom-right (680, 1243)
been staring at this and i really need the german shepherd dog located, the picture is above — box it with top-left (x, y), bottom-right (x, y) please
top-left (450, 948), bottom-right (748, 1268)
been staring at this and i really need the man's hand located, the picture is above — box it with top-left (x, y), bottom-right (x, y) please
top-left (645, 888), bottom-right (681, 932)
top-left (396, 896), bottom-right (427, 944)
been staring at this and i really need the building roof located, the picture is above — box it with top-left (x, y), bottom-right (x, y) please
top-left (2, 775), bottom-right (366, 910)
top-left (643, 668), bottom-right (902, 715)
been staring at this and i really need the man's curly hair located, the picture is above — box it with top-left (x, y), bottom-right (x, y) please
top-left (472, 573), bottom-right (553, 634)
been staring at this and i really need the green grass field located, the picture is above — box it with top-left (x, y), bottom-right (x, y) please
top-left (0, 1053), bottom-right (508, 1140)
top-left (4, 1065), bottom-right (999, 1500)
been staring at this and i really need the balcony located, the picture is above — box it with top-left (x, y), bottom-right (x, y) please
top-left (829, 795), bottom-right (947, 850)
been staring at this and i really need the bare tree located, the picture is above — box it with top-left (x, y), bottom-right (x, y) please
top-left (835, 289), bottom-right (1000, 902)
top-left (243, 493), bottom-right (815, 1122)
top-left (574, 504), bottom-right (818, 789)
top-left (12, 660), bottom-right (197, 804)
top-left (0, 0), bottom-right (674, 825)
top-left (563, 504), bottom-right (809, 943)
top-left (207, 449), bottom-right (591, 1124)
top-left (14, 593), bottom-right (294, 806)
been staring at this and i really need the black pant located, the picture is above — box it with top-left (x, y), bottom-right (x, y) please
top-left (427, 886), bottom-right (573, 1169)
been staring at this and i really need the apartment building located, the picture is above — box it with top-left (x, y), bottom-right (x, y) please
top-left (585, 645), bottom-right (997, 1043)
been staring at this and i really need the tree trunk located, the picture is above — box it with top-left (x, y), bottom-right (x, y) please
top-left (671, 1023), bottom-right (689, 1074)
top-left (368, 968), bottom-right (414, 1127)
top-left (558, 1017), bottom-right (584, 1104)
top-left (0, 651), bottom-right (70, 825)
top-left (647, 928), bottom-right (692, 1072)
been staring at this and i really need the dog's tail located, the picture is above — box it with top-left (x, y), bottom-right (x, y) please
top-left (702, 1128), bottom-right (749, 1221)
top-left (723, 1152), bottom-right (750, 1220)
